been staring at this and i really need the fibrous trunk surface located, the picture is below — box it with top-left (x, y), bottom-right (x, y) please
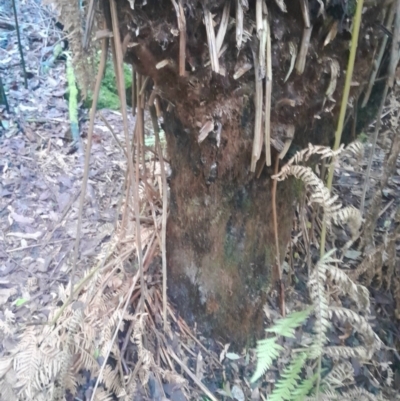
top-left (109, 0), bottom-right (381, 344)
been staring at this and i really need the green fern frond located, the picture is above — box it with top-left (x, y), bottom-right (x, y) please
top-left (251, 337), bottom-right (284, 383)
top-left (266, 308), bottom-right (312, 338)
top-left (252, 309), bottom-right (312, 383)
top-left (291, 372), bottom-right (319, 400)
top-left (269, 352), bottom-right (308, 401)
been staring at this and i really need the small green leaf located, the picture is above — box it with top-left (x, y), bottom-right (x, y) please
top-left (226, 352), bottom-right (241, 360)
top-left (14, 298), bottom-right (28, 307)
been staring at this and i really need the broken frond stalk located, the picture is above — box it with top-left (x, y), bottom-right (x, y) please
top-left (236, 0), bottom-right (244, 49)
top-left (203, 6), bottom-right (220, 74)
top-left (284, 41), bottom-right (297, 83)
top-left (216, 1), bottom-right (231, 54)
top-left (265, 16), bottom-right (272, 167)
top-left (299, 0), bottom-right (311, 28)
top-left (251, 48), bottom-right (264, 172)
top-left (171, 0), bottom-right (186, 76)
top-left (296, 26), bottom-right (312, 75)
top-left (258, 11), bottom-right (266, 78)
top-left (256, 0), bottom-right (263, 38)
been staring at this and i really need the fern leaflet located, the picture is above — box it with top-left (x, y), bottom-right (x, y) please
top-left (266, 307), bottom-right (312, 338)
top-left (269, 352), bottom-right (308, 401)
top-left (251, 337), bottom-right (283, 383)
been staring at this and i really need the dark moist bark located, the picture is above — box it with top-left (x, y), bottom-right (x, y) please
top-left (110, 0), bottom-right (381, 344)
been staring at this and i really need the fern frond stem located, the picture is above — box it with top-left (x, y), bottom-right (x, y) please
top-left (109, 0), bottom-right (146, 308)
top-left (70, 36), bottom-right (109, 300)
top-left (320, 0), bottom-right (364, 257)
top-left (135, 82), bottom-right (147, 308)
top-left (150, 104), bottom-right (169, 330)
top-left (272, 156), bottom-right (285, 316)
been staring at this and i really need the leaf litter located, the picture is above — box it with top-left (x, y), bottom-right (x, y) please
top-left (0, 0), bottom-right (400, 400)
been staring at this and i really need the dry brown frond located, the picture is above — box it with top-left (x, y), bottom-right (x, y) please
top-left (328, 264), bottom-right (370, 311)
top-left (323, 361), bottom-right (355, 389)
top-left (323, 345), bottom-right (368, 359)
top-left (274, 165), bottom-right (342, 226)
top-left (274, 143), bottom-right (345, 176)
top-left (332, 206), bottom-right (362, 241)
top-left (308, 252), bottom-right (334, 357)
top-left (350, 243), bottom-right (385, 284)
top-left (340, 386), bottom-right (388, 401)
top-left (131, 314), bottom-right (153, 385)
top-left (328, 307), bottom-right (379, 350)
top-left (342, 140), bottom-right (364, 162)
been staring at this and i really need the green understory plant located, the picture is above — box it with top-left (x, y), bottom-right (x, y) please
top-left (252, 142), bottom-right (386, 401)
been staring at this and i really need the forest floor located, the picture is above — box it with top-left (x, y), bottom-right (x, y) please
top-left (1, 1), bottom-right (400, 400)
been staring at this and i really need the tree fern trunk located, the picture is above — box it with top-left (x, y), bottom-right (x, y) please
top-left (109, 0), bottom-right (381, 344)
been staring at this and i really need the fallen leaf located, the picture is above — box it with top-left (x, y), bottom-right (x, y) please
top-left (6, 231), bottom-right (42, 240)
top-left (0, 288), bottom-right (17, 306)
top-left (344, 249), bottom-right (361, 260)
top-left (226, 352), bottom-right (241, 360)
top-left (231, 385), bottom-right (245, 401)
top-left (9, 211), bottom-right (35, 225)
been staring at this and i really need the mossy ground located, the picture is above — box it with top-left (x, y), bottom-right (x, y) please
top-left (84, 55), bottom-right (133, 110)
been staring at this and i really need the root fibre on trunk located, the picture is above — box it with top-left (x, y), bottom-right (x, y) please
top-left (55, 0), bottom-right (382, 343)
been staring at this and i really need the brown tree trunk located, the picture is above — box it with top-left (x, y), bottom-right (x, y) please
top-left (112, 0), bottom-right (381, 344)
top-left (164, 100), bottom-right (295, 344)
